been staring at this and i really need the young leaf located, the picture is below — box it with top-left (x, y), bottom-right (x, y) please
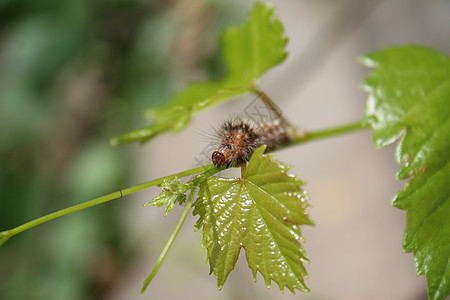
top-left (111, 2), bottom-right (288, 145)
top-left (144, 177), bottom-right (189, 216)
top-left (222, 1), bottom-right (287, 84)
top-left (361, 45), bottom-right (450, 300)
top-left (193, 146), bottom-right (313, 293)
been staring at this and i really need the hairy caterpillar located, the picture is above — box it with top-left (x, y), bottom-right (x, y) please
top-left (211, 118), bottom-right (291, 168)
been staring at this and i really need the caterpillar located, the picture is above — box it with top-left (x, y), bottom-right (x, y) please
top-left (211, 118), bottom-right (291, 168)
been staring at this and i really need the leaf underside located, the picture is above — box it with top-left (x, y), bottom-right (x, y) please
top-left (111, 2), bottom-right (288, 145)
top-left (361, 45), bottom-right (450, 300)
top-left (193, 146), bottom-right (313, 293)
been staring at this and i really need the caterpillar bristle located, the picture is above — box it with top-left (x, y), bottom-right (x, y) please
top-left (211, 117), bottom-right (291, 168)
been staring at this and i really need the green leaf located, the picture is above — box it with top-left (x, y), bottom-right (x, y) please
top-left (144, 177), bottom-right (189, 216)
top-left (222, 1), bottom-right (287, 84)
top-left (361, 45), bottom-right (450, 300)
top-left (111, 2), bottom-right (288, 145)
top-left (193, 146), bottom-right (313, 293)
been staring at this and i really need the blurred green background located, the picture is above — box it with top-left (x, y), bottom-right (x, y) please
top-left (0, 0), bottom-right (241, 299)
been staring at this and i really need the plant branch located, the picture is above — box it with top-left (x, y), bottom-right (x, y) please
top-left (0, 164), bottom-right (216, 246)
top-left (139, 165), bottom-right (223, 293)
top-left (274, 121), bottom-right (369, 151)
top-left (250, 85), bottom-right (295, 130)
top-left (141, 187), bottom-right (196, 294)
top-left (248, 85), bottom-right (368, 142)
top-left (300, 121), bottom-right (369, 142)
top-left (139, 165), bottom-right (223, 292)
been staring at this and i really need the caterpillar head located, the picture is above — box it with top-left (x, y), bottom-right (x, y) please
top-left (212, 148), bottom-right (228, 168)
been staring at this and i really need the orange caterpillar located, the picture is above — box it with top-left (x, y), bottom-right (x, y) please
top-left (211, 118), bottom-right (291, 168)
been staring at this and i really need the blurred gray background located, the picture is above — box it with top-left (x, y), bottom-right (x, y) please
top-left (1, 0), bottom-right (449, 300)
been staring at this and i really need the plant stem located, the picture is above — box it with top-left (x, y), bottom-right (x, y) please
top-left (0, 164), bottom-right (216, 245)
top-left (139, 166), bottom-right (223, 293)
top-left (141, 188), bottom-right (196, 294)
top-left (248, 85), bottom-right (368, 142)
top-left (249, 85), bottom-right (296, 131)
top-left (0, 235), bottom-right (10, 247)
top-left (275, 121), bottom-right (369, 151)
top-left (305, 121), bottom-right (369, 142)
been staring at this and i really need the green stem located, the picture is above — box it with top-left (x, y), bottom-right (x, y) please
top-left (141, 188), bottom-right (196, 294)
top-left (249, 85), bottom-right (295, 130)
top-left (0, 164), bottom-right (215, 244)
top-left (0, 235), bottom-right (10, 247)
top-left (140, 165), bottom-right (223, 293)
top-left (302, 121), bottom-right (368, 142)
top-left (275, 121), bottom-right (369, 151)
top-left (248, 85), bottom-right (368, 142)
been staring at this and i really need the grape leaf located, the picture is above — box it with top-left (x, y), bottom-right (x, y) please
top-left (361, 45), bottom-right (450, 300)
top-left (144, 177), bottom-right (189, 216)
top-left (111, 1), bottom-right (288, 145)
top-left (193, 146), bottom-right (313, 292)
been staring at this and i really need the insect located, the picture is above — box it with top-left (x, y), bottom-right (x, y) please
top-left (211, 118), bottom-right (291, 168)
